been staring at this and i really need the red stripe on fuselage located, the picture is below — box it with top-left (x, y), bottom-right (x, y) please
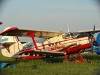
top-left (64, 43), bottom-right (92, 55)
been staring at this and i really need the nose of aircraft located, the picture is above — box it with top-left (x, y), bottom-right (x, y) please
top-left (93, 33), bottom-right (100, 55)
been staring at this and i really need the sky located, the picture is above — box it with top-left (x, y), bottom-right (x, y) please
top-left (0, 0), bottom-right (100, 32)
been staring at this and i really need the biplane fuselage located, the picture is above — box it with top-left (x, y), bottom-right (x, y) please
top-left (37, 35), bottom-right (92, 54)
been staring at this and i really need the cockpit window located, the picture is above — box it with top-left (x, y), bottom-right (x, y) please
top-left (62, 33), bottom-right (78, 39)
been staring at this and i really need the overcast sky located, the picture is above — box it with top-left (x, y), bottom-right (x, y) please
top-left (0, 0), bottom-right (100, 32)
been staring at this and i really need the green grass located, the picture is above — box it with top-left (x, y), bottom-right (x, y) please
top-left (1, 54), bottom-right (100, 75)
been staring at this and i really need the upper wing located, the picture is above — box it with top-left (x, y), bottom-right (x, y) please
top-left (0, 27), bottom-right (63, 38)
top-left (1, 26), bottom-right (100, 38)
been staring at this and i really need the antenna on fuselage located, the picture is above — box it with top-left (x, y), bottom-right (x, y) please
top-left (67, 24), bottom-right (72, 37)
top-left (67, 24), bottom-right (70, 33)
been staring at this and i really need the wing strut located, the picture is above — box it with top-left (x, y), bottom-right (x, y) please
top-left (27, 32), bottom-right (38, 50)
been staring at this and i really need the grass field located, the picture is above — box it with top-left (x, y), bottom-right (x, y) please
top-left (1, 53), bottom-right (100, 75)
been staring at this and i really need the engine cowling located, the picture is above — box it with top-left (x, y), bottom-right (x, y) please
top-left (93, 33), bottom-right (100, 55)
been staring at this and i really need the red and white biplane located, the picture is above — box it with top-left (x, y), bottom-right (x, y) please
top-left (0, 26), bottom-right (100, 63)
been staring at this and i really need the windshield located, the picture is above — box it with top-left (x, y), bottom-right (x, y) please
top-left (62, 33), bottom-right (78, 38)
